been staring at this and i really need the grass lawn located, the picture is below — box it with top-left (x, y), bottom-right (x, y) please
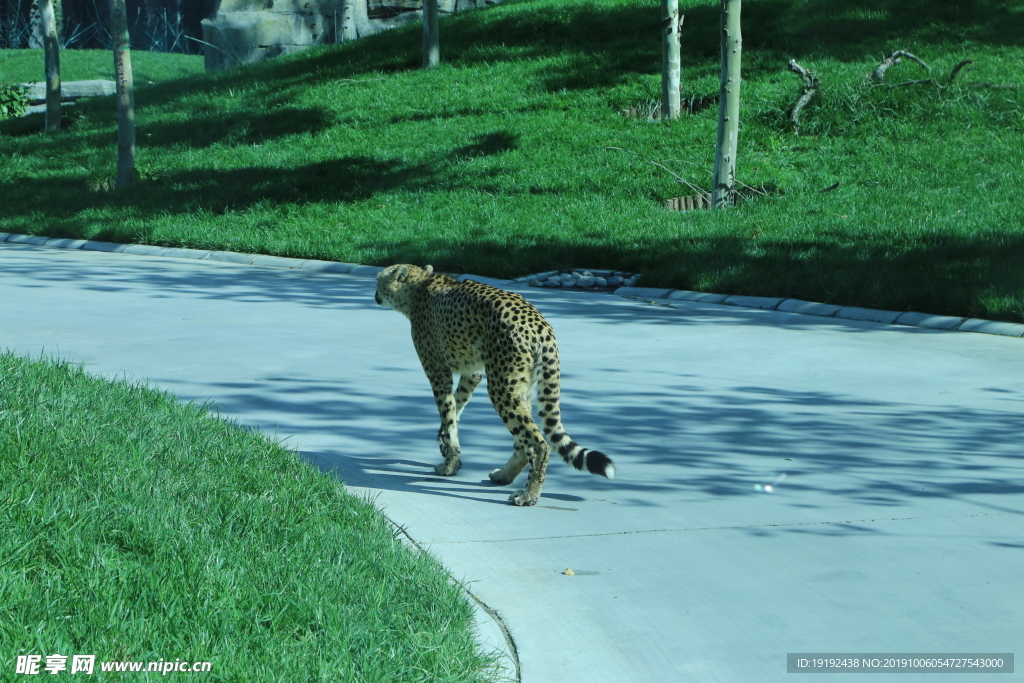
top-left (0, 48), bottom-right (203, 85)
top-left (0, 352), bottom-right (502, 682)
top-left (1, 0), bottom-right (1023, 322)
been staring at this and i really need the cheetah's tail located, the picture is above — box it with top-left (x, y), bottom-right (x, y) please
top-left (551, 435), bottom-right (616, 480)
top-left (535, 344), bottom-right (615, 479)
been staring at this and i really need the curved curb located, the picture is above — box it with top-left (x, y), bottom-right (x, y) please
top-left (0, 232), bottom-right (388, 277)
top-left (613, 287), bottom-right (1024, 339)
top-left (0, 232), bottom-right (520, 681)
top-left (3, 232), bottom-right (1022, 342)
top-left (389, 522), bottom-right (520, 683)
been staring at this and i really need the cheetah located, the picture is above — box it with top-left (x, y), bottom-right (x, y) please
top-left (375, 264), bottom-right (615, 506)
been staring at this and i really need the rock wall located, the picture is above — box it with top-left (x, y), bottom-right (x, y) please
top-left (201, 0), bottom-right (500, 70)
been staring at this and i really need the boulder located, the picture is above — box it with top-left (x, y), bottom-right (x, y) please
top-left (17, 80), bottom-right (116, 103)
top-left (201, 0), bottom-right (501, 71)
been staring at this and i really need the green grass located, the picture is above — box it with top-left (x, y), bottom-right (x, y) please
top-left (2, 0), bottom-right (1024, 322)
top-left (0, 352), bottom-right (501, 682)
top-left (0, 48), bottom-right (203, 85)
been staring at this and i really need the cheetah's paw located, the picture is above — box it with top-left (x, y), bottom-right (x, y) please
top-left (508, 489), bottom-right (538, 507)
top-left (434, 461), bottom-right (461, 476)
top-left (489, 468), bottom-right (515, 486)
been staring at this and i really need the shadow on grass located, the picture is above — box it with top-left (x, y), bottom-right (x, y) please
top-left (0, 155), bottom-right (436, 215)
top-left (142, 106), bottom-right (339, 148)
top-left (3, 196), bottom-right (1024, 322)
top-left (374, 234), bottom-right (1024, 323)
top-left (2, 99), bottom-right (337, 147)
top-left (1, 0), bottom-right (1022, 324)
top-left (28, 0), bottom-right (1015, 118)
top-left (0, 126), bottom-right (528, 216)
top-left (448, 131), bottom-right (519, 159)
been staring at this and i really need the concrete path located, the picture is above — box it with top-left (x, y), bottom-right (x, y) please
top-left (2, 241), bottom-right (1022, 682)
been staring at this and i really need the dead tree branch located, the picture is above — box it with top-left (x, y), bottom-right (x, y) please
top-left (787, 59), bottom-right (819, 134)
top-left (948, 59), bottom-right (973, 86)
top-left (871, 50), bottom-right (931, 81)
top-left (869, 51), bottom-right (975, 90)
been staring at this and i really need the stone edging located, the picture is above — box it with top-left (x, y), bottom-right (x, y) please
top-left (613, 287), bottom-right (1024, 338)
top-left (3, 232), bottom-right (1022, 339)
top-left (0, 232), bottom-right (387, 276)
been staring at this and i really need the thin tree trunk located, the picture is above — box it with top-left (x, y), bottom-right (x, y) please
top-left (660, 0), bottom-right (681, 120)
top-left (28, 0), bottom-right (44, 47)
top-left (712, 0), bottom-right (741, 208)
top-left (40, 0), bottom-right (60, 132)
top-left (422, 0), bottom-right (439, 69)
top-left (111, 0), bottom-right (135, 189)
top-left (341, 0), bottom-right (356, 40)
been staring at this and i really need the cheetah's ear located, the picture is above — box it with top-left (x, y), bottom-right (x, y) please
top-left (395, 264), bottom-right (410, 281)
top-left (424, 265), bottom-right (434, 276)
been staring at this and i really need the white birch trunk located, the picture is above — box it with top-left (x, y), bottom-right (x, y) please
top-left (28, 0), bottom-right (44, 47)
top-left (712, 0), bottom-right (741, 208)
top-left (341, 0), bottom-right (356, 40)
top-left (660, 0), bottom-right (681, 120)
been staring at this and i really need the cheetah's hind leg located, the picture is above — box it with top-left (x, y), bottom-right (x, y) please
top-left (488, 442), bottom-right (529, 486)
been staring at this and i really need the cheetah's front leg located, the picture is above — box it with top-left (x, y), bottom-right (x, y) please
top-left (425, 365), bottom-right (461, 476)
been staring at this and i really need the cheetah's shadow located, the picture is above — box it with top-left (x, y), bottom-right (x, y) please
top-left (302, 451), bottom-right (586, 504)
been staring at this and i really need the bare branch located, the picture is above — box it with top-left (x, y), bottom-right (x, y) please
top-left (891, 78), bottom-right (935, 87)
top-left (948, 59), bottom-right (973, 86)
top-left (787, 59), bottom-right (819, 134)
top-left (899, 51), bottom-right (931, 73)
top-left (661, 157), bottom-right (713, 175)
top-left (335, 78), bottom-right (387, 86)
top-left (871, 50), bottom-right (930, 81)
top-left (605, 147), bottom-right (707, 196)
top-left (734, 178), bottom-right (770, 197)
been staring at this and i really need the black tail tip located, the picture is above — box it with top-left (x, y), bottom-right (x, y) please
top-left (585, 450), bottom-right (615, 479)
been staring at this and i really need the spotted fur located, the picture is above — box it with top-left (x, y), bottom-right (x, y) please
top-left (375, 264), bottom-right (615, 506)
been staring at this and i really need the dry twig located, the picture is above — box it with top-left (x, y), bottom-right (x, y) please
top-left (871, 50), bottom-right (931, 81)
top-left (335, 78), bottom-right (387, 86)
top-left (662, 157), bottom-right (769, 198)
top-left (605, 147), bottom-right (708, 197)
top-left (787, 59), bottom-right (820, 134)
top-left (606, 147), bottom-right (769, 211)
top-left (869, 51), bottom-right (974, 90)
top-left (948, 59), bottom-right (973, 86)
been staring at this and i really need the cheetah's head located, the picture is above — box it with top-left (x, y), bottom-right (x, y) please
top-left (375, 264), bottom-right (434, 316)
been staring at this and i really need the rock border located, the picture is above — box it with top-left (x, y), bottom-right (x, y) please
top-left (617, 286), bottom-right (1024, 338)
top-left (17, 80), bottom-right (116, 116)
top-left (2, 232), bottom-right (1022, 339)
top-left (517, 269), bottom-right (639, 290)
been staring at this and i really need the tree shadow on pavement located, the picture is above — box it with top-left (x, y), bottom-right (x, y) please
top-left (4, 245), bottom-right (1021, 535)
top-left (156, 359), bottom-right (1024, 529)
